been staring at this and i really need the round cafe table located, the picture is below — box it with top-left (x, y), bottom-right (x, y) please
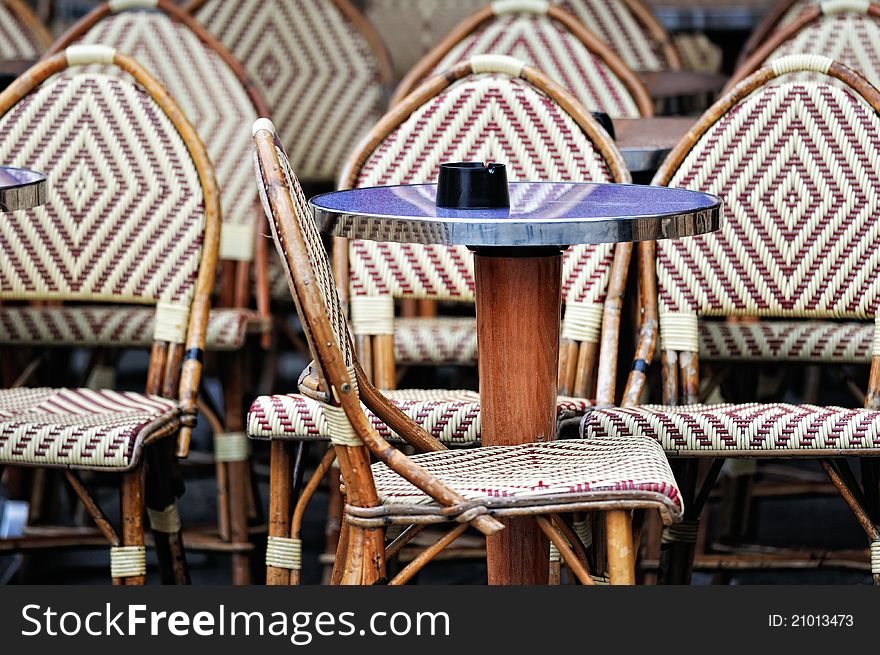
top-left (0, 166), bottom-right (46, 212)
top-left (311, 181), bottom-right (722, 585)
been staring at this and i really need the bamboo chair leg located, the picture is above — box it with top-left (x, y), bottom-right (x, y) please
top-left (222, 352), bottom-right (252, 586)
top-left (572, 340), bottom-right (598, 399)
top-left (118, 466), bottom-right (146, 586)
top-left (389, 523), bottom-right (468, 586)
top-left (288, 448), bottom-right (335, 585)
top-left (606, 510), bottom-right (636, 585)
top-left (820, 459), bottom-right (880, 585)
top-left (267, 441), bottom-right (293, 585)
top-left (385, 524), bottom-right (425, 560)
top-left (144, 439), bottom-right (189, 585)
top-left (330, 510), bottom-right (349, 585)
top-left (372, 335), bottom-right (396, 390)
top-left (536, 516), bottom-right (595, 585)
top-left (323, 466), bottom-right (344, 584)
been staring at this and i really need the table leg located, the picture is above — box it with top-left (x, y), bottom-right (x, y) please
top-left (474, 249), bottom-right (562, 585)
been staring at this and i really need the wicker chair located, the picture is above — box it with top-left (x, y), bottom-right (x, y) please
top-left (0, 45), bottom-right (220, 584)
top-left (738, 0), bottom-right (819, 68)
top-left (43, 0), bottom-right (273, 585)
top-left (364, 0), bottom-right (481, 81)
top-left (391, 1), bottom-right (653, 118)
top-left (251, 117), bottom-right (683, 585)
top-left (583, 55), bottom-right (880, 585)
top-left (729, 1), bottom-right (880, 91)
top-left (0, 0), bottom-right (52, 60)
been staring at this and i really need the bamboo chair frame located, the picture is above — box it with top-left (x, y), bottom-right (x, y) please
top-left (339, 57), bottom-right (634, 400)
top-left (0, 46), bottom-right (221, 584)
top-left (43, 0), bottom-right (275, 585)
top-left (2, 0), bottom-right (53, 53)
top-left (561, 0), bottom-right (682, 71)
top-left (737, 0), bottom-right (812, 69)
top-left (390, 1), bottom-right (654, 114)
top-left (622, 57), bottom-right (880, 585)
top-left (253, 119), bottom-right (681, 585)
top-left (728, 2), bottom-right (880, 92)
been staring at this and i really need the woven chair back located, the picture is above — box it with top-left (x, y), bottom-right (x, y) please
top-left (0, 46), bottom-right (220, 348)
top-left (341, 56), bottom-right (629, 346)
top-left (187, 0), bottom-right (392, 184)
top-left (652, 55), bottom-right (880, 356)
top-left (0, 0), bottom-right (52, 59)
top-left (731, 1), bottom-right (880, 90)
top-left (392, 1), bottom-right (652, 118)
top-left (49, 0), bottom-right (267, 264)
top-left (558, 0), bottom-right (679, 71)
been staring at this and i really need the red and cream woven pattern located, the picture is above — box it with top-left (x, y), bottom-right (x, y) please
top-left (428, 14), bottom-right (643, 118)
top-left (254, 133), bottom-right (355, 369)
top-left (0, 1), bottom-right (45, 59)
top-left (0, 74), bottom-right (205, 306)
top-left (350, 72), bottom-right (620, 349)
top-left (0, 306), bottom-right (264, 350)
top-left (365, 0), bottom-right (480, 79)
top-left (673, 33), bottom-right (723, 73)
top-left (698, 320), bottom-right (874, 362)
top-left (73, 9), bottom-right (261, 262)
top-left (0, 388), bottom-right (178, 470)
top-left (193, 0), bottom-right (386, 183)
top-left (764, 11), bottom-right (880, 88)
top-left (559, 0), bottom-right (667, 71)
top-left (394, 317), bottom-right (478, 365)
top-left (582, 403), bottom-right (880, 456)
top-left (656, 81), bottom-right (880, 350)
top-left (248, 390), bottom-right (594, 447)
top-left (370, 437), bottom-right (683, 513)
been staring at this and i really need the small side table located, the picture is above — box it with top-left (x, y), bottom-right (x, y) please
top-left (312, 181), bottom-right (722, 584)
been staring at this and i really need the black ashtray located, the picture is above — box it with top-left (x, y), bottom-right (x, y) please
top-left (436, 162), bottom-right (509, 209)
top-left (591, 112), bottom-right (615, 140)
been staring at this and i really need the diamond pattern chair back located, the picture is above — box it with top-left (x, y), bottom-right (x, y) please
top-left (339, 56), bottom-right (630, 393)
top-left (651, 55), bottom-right (880, 383)
top-left (392, 1), bottom-right (653, 117)
top-left (187, 0), bottom-right (392, 184)
top-left (0, 45), bottom-right (221, 449)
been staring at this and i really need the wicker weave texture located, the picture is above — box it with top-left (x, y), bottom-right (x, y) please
top-left (73, 10), bottom-right (260, 259)
top-left (371, 437), bottom-right (683, 511)
top-left (248, 389), bottom-right (594, 447)
top-left (583, 403), bottom-right (880, 455)
top-left (254, 140), bottom-right (354, 368)
top-left (657, 82), bottom-right (880, 322)
top-left (0, 388), bottom-right (178, 470)
top-left (194, 0), bottom-right (385, 182)
top-left (351, 73), bottom-right (617, 309)
top-left (0, 1), bottom-right (46, 59)
top-left (429, 14), bottom-right (643, 119)
top-left (559, 0), bottom-right (666, 71)
top-left (0, 74), bottom-right (205, 305)
top-left (0, 306), bottom-right (263, 350)
top-left (765, 12), bottom-right (880, 88)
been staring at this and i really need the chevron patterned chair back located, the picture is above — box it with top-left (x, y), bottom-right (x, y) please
top-left (0, 45), bottom-right (219, 584)
top-left (340, 55), bottom-right (630, 396)
top-left (730, 1), bottom-right (880, 91)
top-left (558, 0), bottom-right (680, 71)
top-left (40, 0), bottom-right (271, 353)
top-left (739, 0), bottom-right (822, 67)
top-left (391, 0), bottom-right (653, 117)
top-left (0, 0), bottom-right (52, 59)
top-left (186, 0), bottom-right (392, 185)
top-left (251, 117), bottom-right (684, 586)
top-left (580, 56), bottom-right (880, 584)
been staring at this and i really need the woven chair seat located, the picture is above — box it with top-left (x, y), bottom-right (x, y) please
top-left (582, 403), bottom-right (880, 457)
top-left (0, 306), bottom-right (267, 351)
top-left (699, 320), bottom-right (874, 363)
top-left (248, 390), bottom-right (595, 447)
top-left (368, 437), bottom-right (683, 522)
top-left (0, 388), bottom-right (179, 471)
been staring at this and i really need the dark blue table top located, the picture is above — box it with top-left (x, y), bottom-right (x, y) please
top-left (311, 182), bottom-right (722, 247)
